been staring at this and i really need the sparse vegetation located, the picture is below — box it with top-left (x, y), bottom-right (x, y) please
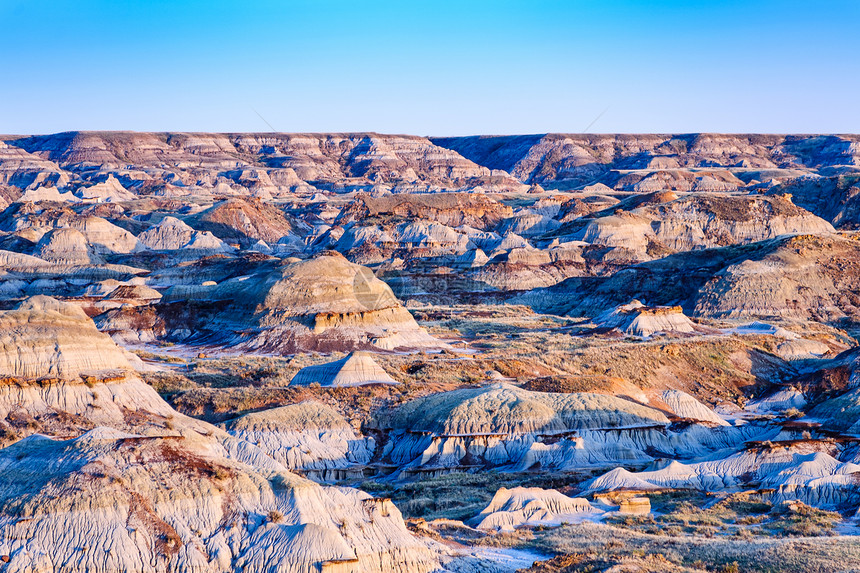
top-left (139, 305), bottom-right (814, 428)
top-left (362, 471), bottom-right (596, 522)
top-left (6, 126), bottom-right (860, 573)
top-left (521, 521), bottom-right (860, 573)
top-left (601, 492), bottom-right (843, 540)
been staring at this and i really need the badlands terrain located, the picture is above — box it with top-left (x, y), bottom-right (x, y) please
top-left (2, 131), bottom-right (860, 572)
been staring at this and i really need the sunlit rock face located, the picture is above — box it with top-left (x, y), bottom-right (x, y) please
top-left (471, 487), bottom-right (602, 532)
top-left (367, 383), bottom-right (766, 477)
top-left (0, 296), bottom-right (130, 380)
top-left (585, 443), bottom-right (860, 511)
top-left (432, 133), bottom-right (860, 188)
top-left (0, 430), bottom-right (440, 573)
top-left (222, 400), bottom-right (375, 481)
top-left (3, 131), bottom-right (527, 196)
top-left (594, 300), bottom-right (697, 337)
top-left (0, 297), bottom-right (441, 573)
top-left (127, 252), bottom-right (443, 353)
top-left (137, 216), bottom-right (234, 254)
top-left (4, 129), bottom-right (860, 568)
top-left (289, 352), bottom-right (398, 388)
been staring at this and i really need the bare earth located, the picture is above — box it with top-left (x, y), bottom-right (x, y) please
top-left (1, 132), bottom-right (860, 572)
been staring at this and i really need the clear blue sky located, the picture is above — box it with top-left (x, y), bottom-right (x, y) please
top-left (1, 0), bottom-right (858, 135)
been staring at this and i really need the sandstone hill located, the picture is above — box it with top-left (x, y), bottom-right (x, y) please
top-left (432, 133), bottom-right (860, 189)
top-left (470, 487), bottom-right (600, 532)
top-left (101, 252), bottom-right (441, 353)
top-left (0, 295), bottom-right (131, 380)
top-left (186, 197), bottom-right (308, 247)
top-left (585, 442), bottom-right (860, 511)
top-left (593, 300), bottom-right (697, 337)
top-left (3, 131), bottom-right (526, 196)
top-left (222, 400), bottom-right (374, 481)
top-left (521, 234), bottom-right (860, 321)
top-left (367, 383), bottom-right (766, 476)
top-left (0, 295), bottom-right (445, 573)
top-left (137, 216), bottom-right (234, 253)
top-left (3, 130), bottom-right (860, 569)
top-left (290, 352), bottom-right (398, 387)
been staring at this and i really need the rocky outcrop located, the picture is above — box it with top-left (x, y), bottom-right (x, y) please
top-left (395, 221), bottom-right (474, 254)
top-left (5, 131), bottom-right (860, 202)
top-left (186, 198), bottom-right (306, 247)
top-left (336, 193), bottom-right (513, 229)
top-left (497, 211), bottom-right (561, 237)
top-left (368, 383), bottom-right (766, 476)
top-left (585, 443), bottom-right (860, 511)
top-left (566, 194), bottom-right (833, 261)
top-left (0, 249), bottom-right (52, 271)
top-left (36, 227), bottom-right (103, 265)
top-left (640, 194), bottom-right (834, 251)
top-left (767, 175), bottom-right (860, 228)
top-left (0, 140), bottom-right (69, 190)
top-left (75, 174), bottom-right (136, 202)
top-left (0, 295), bottom-right (196, 438)
top-left (433, 133), bottom-right (860, 186)
top-left (0, 296), bottom-right (442, 573)
top-left (747, 386), bottom-right (808, 413)
top-left (660, 390), bottom-right (729, 426)
top-left (0, 296), bottom-right (131, 380)
top-left (470, 487), bottom-right (601, 531)
top-left (468, 254), bottom-right (586, 291)
top-left (594, 301), bottom-right (696, 337)
top-left (557, 194), bottom-right (619, 222)
top-left (128, 252), bottom-right (441, 353)
top-left (775, 338), bottom-right (831, 361)
top-left (4, 131), bottom-right (526, 196)
top-left (62, 215), bottom-right (144, 254)
top-left (692, 235), bottom-right (860, 320)
top-left (376, 383), bottom-right (670, 436)
top-left (0, 420), bottom-right (439, 573)
top-left (522, 234), bottom-right (860, 321)
top-left (809, 386), bottom-right (860, 434)
top-left (137, 216), bottom-right (234, 253)
top-left (222, 401), bottom-right (374, 481)
top-left (290, 352), bottom-right (398, 387)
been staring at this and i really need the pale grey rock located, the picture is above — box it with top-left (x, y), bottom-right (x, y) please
top-left (137, 216), bottom-right (233, 253)
top-left (74, 174), bottom-right (136, 202)
top-left (471, 487), bottom-right (601, 532)
top-left (61, 216), bottom-right (144, 254)
top-left (154, 252), bottom-right (442, 353)
top-left (579, 213), bottom-right (655, 254)
top-left (585, 444), bottom-right (860, 511)
top-left (222, 401), bottom-right (375, 480)
top-left (0, 295), bottom-right (130, 380)
top-left (36, 228), bottom-right (103, 265)
top-left (660, 390), bottom-right (729, 426)
top-left (594, 300), bottom-right (696, 337)
top-left (290, 352), bottom-right (398, 387)
top-left (370, 383), bottom-right (770, 475)
top-left (497, 211), bottom-right (561, 237)
top-left (776, 338), bottom-right (831, 360)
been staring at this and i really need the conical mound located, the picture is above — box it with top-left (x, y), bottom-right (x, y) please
top-left (290, 352), bottom-right (398, 387)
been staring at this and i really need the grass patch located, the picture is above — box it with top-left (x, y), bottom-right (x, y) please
top-left (522, 521), bottom-right (860, 573)
top-left (604, 492), bottom-right (841, 539)
top-left (363, 471), bottom-right (595, 522)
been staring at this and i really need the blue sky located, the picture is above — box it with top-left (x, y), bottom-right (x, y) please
top-left (1, 0), bottom-right (858, 135)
